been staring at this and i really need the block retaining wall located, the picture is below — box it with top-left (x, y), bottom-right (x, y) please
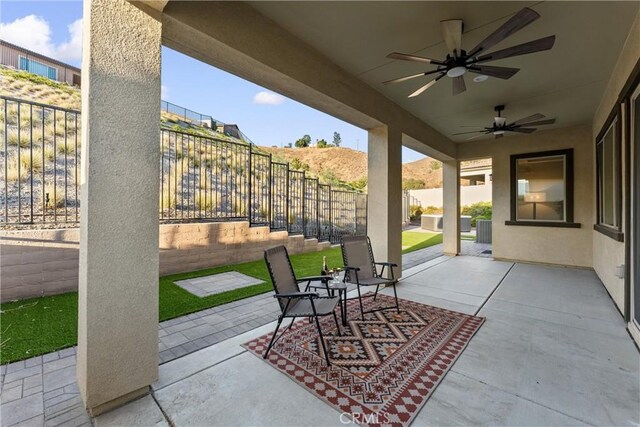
top-left (0, 222), bottom-right (331, 302)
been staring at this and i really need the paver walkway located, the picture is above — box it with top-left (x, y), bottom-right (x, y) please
top-left (0, 242), bottom-right (489, 426)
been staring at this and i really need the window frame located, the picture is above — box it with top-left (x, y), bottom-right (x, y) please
top-left (506, 148), bottom-right (580, 228)
top-left (18, 55), bottom-right (58, 81)
top-left (594, 104), bottom-right (624, 241)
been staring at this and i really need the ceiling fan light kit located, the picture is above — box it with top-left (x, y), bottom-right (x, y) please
top-left (384, 7), bottom-right (556, 96)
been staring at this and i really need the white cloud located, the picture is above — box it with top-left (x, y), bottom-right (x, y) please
top-left (252, 91), bottom-right (285, 105)
top-left (0, 15), bottom-right (83, 63)
top-left (55, 19), bottom-right (83, 62)
top-left (161, 85), bottom-right (169, 100)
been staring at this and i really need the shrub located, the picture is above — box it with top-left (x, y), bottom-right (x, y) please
top-left (7, 131), bottom-right (31, 148)
top-left (160, 187), bottom-right (177, 210)
top-left (6, 156), bottom-right (28, 182)
top-left (461, 201), bottom-right (492, 227)
top-left (402, 178), bottom-right (426, 190)
top-left (409, 205), bottom-right (423, 221)
top-left (349, 177), bottom-right (367, 191)
top-left (430, 160), bottom-right (442, 170)
top-left (57, 141), bottom-right (75, 155)
top-left (423, 206), bottom-right (443, 214)
top-left (290, 158), bottom-right (310, 172)
top-left (44, 145), bottom-right (56, 162)
top-left (20, 149), bottom-right (43, 173)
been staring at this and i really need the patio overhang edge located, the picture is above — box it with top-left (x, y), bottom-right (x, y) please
top-left (155, 0), bottom-right (456, 161)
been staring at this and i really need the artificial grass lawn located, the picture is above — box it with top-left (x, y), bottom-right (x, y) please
top-left (401, 231), bottom-right (443, 254)
top-left (0, 247), bottom-right (343, 364)
top-left (1, 234), bottom-right (459, 364)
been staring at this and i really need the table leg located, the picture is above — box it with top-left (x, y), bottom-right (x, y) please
top-left (339, 289), bottom-right (347, 326)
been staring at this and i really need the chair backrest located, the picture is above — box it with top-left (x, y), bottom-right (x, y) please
top-left (264, 246), bottom-right (300, 311)
top-left (341, 235), bottom-right (376, 282)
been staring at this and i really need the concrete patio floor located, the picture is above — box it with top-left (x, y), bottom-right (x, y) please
top-left (96, 256), bottom-right (640, 427)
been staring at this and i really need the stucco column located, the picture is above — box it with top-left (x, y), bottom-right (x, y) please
top-left (367, 126), bottom-right (403, 272)
top-left (442, 160), bottom-right (461, 255)
top-left (77, 0), bottom-right (161, 415)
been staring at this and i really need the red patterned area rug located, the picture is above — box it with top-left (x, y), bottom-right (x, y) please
top-left (243, 294), bottom-right (485, 427)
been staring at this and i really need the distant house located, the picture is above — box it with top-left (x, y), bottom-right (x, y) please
top-left (0, 39), bottom-right (81, 86)
top-left (221, 124), bottom-right (242, 140)
top-left (409, 159), bottom-right (493, 208)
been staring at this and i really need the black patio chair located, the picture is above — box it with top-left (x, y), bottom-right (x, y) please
top-left (341, 235), bottom-right (400, 320)
top-left (263, 245), bottom-right (341, 365)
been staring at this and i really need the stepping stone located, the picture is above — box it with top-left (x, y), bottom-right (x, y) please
top-left (175, 272), bottom-right (263, 297)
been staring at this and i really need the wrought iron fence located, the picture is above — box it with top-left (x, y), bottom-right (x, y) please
top-left (1, 96), bottom-right (80, 225)
top-left (161, 100), bottom-right (255, 145)
top-left (2, 96), bottom-right (367, 242)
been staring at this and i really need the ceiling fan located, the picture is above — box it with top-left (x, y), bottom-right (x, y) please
top-left (453, 105), bottom-right (556, 140)
top-left (383, 7), bottom-right (556, 97)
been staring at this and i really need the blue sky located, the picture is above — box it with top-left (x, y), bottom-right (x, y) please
top-left (1, 0), bottom-right (424, 162)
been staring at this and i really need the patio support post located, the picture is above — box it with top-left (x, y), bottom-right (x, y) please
top-left (77, 0), bottom-right (162, 415)
top-left (443, 160), bottom-right (461, 255)
top-left (367, 125), bottom-right (403, 272)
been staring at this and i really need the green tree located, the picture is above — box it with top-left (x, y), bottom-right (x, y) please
top-left (316, 139), bottom-right (328, 148)
top-left (333, 131), bottom-right (342, 147)
top-left (295, 134), bottom-right (311, 148)
top-left (402, 178), bottom-right (426, 190)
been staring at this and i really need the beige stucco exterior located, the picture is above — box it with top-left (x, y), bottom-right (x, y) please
top-left (442, 161), bottom-right (460, 256)
top-left (77, 0), bottom-right (162, 415)
top-left (591, 10), bottom-right (640, 325)
top-left (367, 126), bottom-right (403, 271)
top-left (459, 125), bottom-right (594, 268)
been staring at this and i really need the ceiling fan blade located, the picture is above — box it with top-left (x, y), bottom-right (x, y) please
top-left (441, 19), bottom-right (463, 56)
top-left (382, 70), bottom-right (441, 85)
top-left (387, 52), bottom-right (445, 65)
top-left (511, 113), bottom-right (545, 125)
top-left (516, 118), bottom-right (556, 127)
top-left (475, 35), bottom-right (556, 64)
top-left (408, 74), bottom-right (445, 97)
top-left (466, 133), bottom-right (486, 141)
top-left (468, 7), bottom-right (540, 57)
top-left (495, 133), bottom-right (504, 139)
top-left (452, 75), bottom-right (466, 96)
top-left (509, 127), bottom-right (537, 133)
top-left (468, 65), bottom-right (519, 79)
top-left (453, 130), bottom-right (484, 135)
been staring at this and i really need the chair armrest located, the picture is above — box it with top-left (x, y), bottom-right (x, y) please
top-left (297, 276), bottom-right (331, 283)
top-left (374, 262), bottom-right (398, 268)
top-left (343, 266), bottom-right (361, 271)
top-left (274, 292), bottom-right (319, 299)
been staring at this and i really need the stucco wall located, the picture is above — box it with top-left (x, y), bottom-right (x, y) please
top-left (458, 124), bottom-right (594, 268)
top-left (0, 222), bottom-right (330, 302)
top-left (590, 11), bottom-right (639, 317)
top-left (409, 184), bottom-right (492, 208)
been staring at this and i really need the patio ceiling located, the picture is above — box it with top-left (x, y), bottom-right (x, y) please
top-left (248, 1), bottom-right (639, 142)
